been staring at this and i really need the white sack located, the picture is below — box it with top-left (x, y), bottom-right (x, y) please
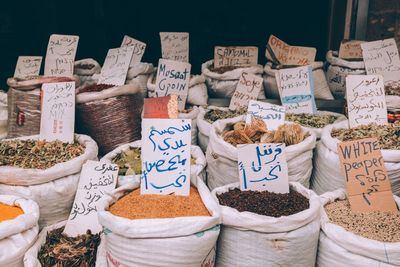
top-left (74, 58), bottom-right (101, 76)
top-left (386, 95), bottom-right (400, 112)
top-left (125, 62), bottom-right (154, 97)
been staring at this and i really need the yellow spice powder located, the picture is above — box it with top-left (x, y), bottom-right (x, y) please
top-left (0, 203), bottom-right (24, 222)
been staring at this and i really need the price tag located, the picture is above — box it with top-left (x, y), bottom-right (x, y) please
top-left (346, 75), bottom-right (388, 128)
top-left (238, 143), bottom-right (289, 193)
top-left (276, 65), bottom-right (316, 114)
top-left (214, 46), bottom-right (258, 68)
top-left (155, 59), bottom-right (191, 111)
top-left (40, 81), bottom-right (75, 143)
top-left (143, 95), bottom-right (178, 119)
top-left (229, 72), bottom-right (263, 110)
top-left (160, 32), bottom-right (189, 62)
top-left (63, 160), bottom-right (118, 236)
top-left (339, 40), bottom-right (364, 60)
top-left (246, 100), bottom-right (285, 130)
top-left (361, 38), bottom-right (400, 82)
top-left (266, 35), bottom-right (316, 66)
top-left (44, 34), bottom-right (79, 77)
top-left (337, 138), bottom-right (397, 212)
top-left (97, 46), bottom-right (134, 86)
top-left (141, 119), bottom-right (191, 196)
top-left (121, 35), bottom-right (146, 66)
top-left (14, 56), bottom-right (42, 78)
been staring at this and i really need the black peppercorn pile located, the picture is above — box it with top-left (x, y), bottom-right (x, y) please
top-left (217, 187), bottom-right (310, 217)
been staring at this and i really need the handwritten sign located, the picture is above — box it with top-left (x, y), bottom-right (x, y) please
top-left (276, 65), bottom-right (316, 114)
top-left (143, 95), bottom-right (178, 119)
top-left (346, 75), bottom-right (387, 128)
top-left (246, 100), bottom-right (285, 130)
top-left (141, 119), bottom-right (191, 196)
top-left (266, 35), bottom-right (316, 66)
top-left (229, 72), bottom-right (263, 110)
top-left (214, 46), bottom-right (258, 68)
top-left (361, 38), bottom-right (400, 82)
top-left (337, 138), bottom-right (397, 212)
top-left (44, 34), bottom-right (79, 77)
top-left (63, 160), bottom-right (118, 236)
top-left (155, 59), bottom-right (191, 111)
top-left (160, 32), bottom-right (189, 62)
top-left (14, 56), bottom-right (42, 78)
top-left (40, 81), bottom-right (75, 143)
top-left (97, 46), bottom-right (134, 86)
top-left (238, 143), bottom-right (289, 193)
top-left (121, 35), bottom-right (146, 66)
top-left (339, 40), bottom-right (364, 60)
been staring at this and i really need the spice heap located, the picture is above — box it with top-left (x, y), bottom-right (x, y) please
top-left (325, 199), bottom-right (400, 242)
top-left (109, 186), bottom-right (210, 219)
top-left (223, 118), bottom-right (307, 147)
top-left (331, 122), bottom-right (400, 150)
top-left (38, 227), bottom-right (100, 267)
top-left (0, 203), bottom-right (24, 222)
top-left (208, 64), bottom-right (240, 74)
top-left (217, 187), bottom-right (309, 217)
top-left (286, 113), bottom-right (337, 128)
top-left (204, 108), bottom-right (247, 123)
top-left (385, 81), bottom-right (400, 96)
top-left (78, 83), bottom-right (114, 94)
top-left (0, 140), bottom-right (85, 169)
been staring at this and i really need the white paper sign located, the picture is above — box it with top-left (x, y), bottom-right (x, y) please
top-left (160, 32), bottom-right (189, 62)
top-left (121, 35), bottom-right (146, 66)
top-left (229, 72), bottom-right (263, 110)
top-left (346, 74), bottom-right (388, 128)
top-left (14, 56), bottom-right (42, 78)
top-left (97, 46), bottom-right (134, 86)
top-left (214, 46), bottom-right (258, 68)
top-left (276, 65), bottom-right (316, 114)
top-left (44, 34), bottom-right (79, 77)
top-left (361, 38), bottom-right (400, 82)
top-left (141, 119), bottom-right (191, 196)
top-left (40, 81), bottom-right (75, 143)
top-left (155, 59), bottom-right (191, 111)
top-left (246, 100), bottom-right (285, 130)
top-left (63, 160), bottom-right (118, 237)
top-left (238, 143), bottom-right (289, 193)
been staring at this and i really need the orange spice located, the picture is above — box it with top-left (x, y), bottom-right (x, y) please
top-left (0, 203), bottom-right (24, 222)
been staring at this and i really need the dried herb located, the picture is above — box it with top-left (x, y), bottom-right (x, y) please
top-left (79, 84), bottom-right (114, 94)
top-left (286, 113), bottom-right (337, 128)
top-left (38, 227), bottom-right (100, 267)
top-left (385, 81), bottom-right (400, 96)
top-left (204, 108), bottom-right (247, 124)
top-left (208, 64), bottom-right (240, 74)
top-left (331, 122), bottom-right (400, 150)
top-left (0, 140), bottom-right (85, 169)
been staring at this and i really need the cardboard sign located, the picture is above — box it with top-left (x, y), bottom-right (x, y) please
top-left (214, 46), bottom-right (258, 68)
top-left (143, 95), bottom-right (178, 119)
top-left (160, 32), bottom-right (189, 62)
top-left (276, 65), bottom-right (316, 114)
top-left (121, 35), bottom-right (146, 66)
top-left (97, 46), bottom-right (134, 86)
top-left (40, 81), bottom-right (75, 143)
top-left (44, 34), bottom-right (79, 77)
top-left (361, 38), bottom-right (400, 82)
top-left (14, 56), bottom-right (42, 78)
top-left (346, 75), bottom-right (388, 128)
top-left (266, 35), bottom-right (316, 66)
top-left (63, 160), bottom-right (118, 236)
top-left (154, 59), bottom-right (191, 111)
top-left (238, 143), bottom-right (289, 193)
top-left (339, 40), bottom-right (364, 60)
top-left (337, 138), bottom-right (397, 212)
top-left (246, 100), bottom-right (285, 130)
top-left (141, 119), bottom-right (191, 196)
top-left (229, 72), bottom-right (263, 110)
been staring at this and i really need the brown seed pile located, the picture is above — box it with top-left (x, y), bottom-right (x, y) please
top-left (208, 64), bottom-right (240, 74)
top-left (109, 186), bottom-right (210, 219)
top-left (79, 83), bottom-right (114, 94)
top-left (385, 81), bottom-right (400, 96)
top-left (286, 113), bottom-right (337, 128)
top-left (325, 199), bottom-right (400, 242)
top-left (204, 108), bottom-right (247, 123)
top-left (217, 187), bottom-right (310, 217)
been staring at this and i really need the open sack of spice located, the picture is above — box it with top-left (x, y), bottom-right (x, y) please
top-left (385, 80), bottom-right (400, 113)
top-left (97, 175), bottom-right (221, 267)
top-left (74, 58), bottom-right (101, 89)
top-left (317, 189), bottom-right (400, 266)
top-left (311, 120), bottom-right (400, 196)
top-left (211, 182), bottom-right (320, 267)
top-left (0, 195), bottom-right (39, 267)
top-left (206, 115), bottom-right (316, 190)
top-left (100, 140), bottom-right (207, 187)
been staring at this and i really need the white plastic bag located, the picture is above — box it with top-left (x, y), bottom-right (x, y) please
top-left (197, 106), bottom-right (229, 152)
top-left (317, 189), bottom-right (400, 266)
top-left (212, 182), bottom-right (320, 267)
top-left (0, 195), bottom-right (39, 267)
top-left (206, 115), bottom-right (316, 190)
top-left (97, 176), bottom-right (221, 267)
top-left (125, 63), bottom-right (154, 97)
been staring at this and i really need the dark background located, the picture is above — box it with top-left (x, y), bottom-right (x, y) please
top-left (0, 0), bottom-right (331, 88)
